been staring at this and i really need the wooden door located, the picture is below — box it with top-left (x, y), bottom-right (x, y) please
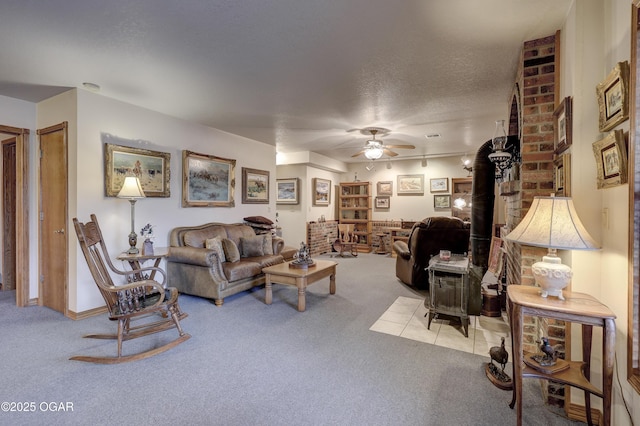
top-left (38, 123), bottom-right (68, 314)
top-left (2, 137), bottom-right (17, 291)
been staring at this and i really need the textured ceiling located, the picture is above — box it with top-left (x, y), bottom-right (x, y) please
top-left (0, 0), bottom-right (571, 163)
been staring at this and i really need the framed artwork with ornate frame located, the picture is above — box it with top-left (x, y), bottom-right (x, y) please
top-left (553, 153), bottom-right (571, 197)
top-left (429, 177), bottom-right (449, 193)
top-left (312, 178), bottom-right (331, 206)
top-left (375, 196), bottom-right (390, 209)
top-left (182, 150), bottom-right (236, 207)
top-left (377, 181), bottom-right (393, 196)
top-left (241, 167), bottom-right (269, 204)
top-left (553, 96), bottom-right (573, 154)
top-left (596, 61), bottom-right (630, 132)
top-left (104, 143), bottom-right (171, 197)
top-left (433, 194), bottom-right (451, 209)
top-left (276, 178), bottom-right (299, 204)
top-left (592, 129), bottom-right (628, 189)
top-left (397, 174), bottom-right (424, 194)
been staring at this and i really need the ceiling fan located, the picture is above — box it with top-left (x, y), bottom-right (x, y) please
top-left (351, 129), bottom-right (415, 160)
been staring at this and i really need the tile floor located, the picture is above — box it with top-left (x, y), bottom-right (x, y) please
top-left (370, 296), bottom-right (512, 358)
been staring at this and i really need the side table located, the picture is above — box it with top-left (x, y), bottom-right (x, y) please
top-left (116, 246), bottom-right (169, 282)
top-left (426, 254), bottom-right (470, 337)
top-left (507, 285), bottom-right (616, 426)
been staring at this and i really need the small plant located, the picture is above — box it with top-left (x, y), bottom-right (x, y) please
top-left (140, 223), bottom-right (154, 241)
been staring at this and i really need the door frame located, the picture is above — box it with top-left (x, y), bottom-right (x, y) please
top-left (0, 125), bottom-right (30, 307)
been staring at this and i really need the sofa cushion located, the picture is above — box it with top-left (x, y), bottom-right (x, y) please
top-left (222, 238), bottom-right (241, 262)
top-left (262, 234), bottom-right (274, 255)
top-left (205, 236), bottom-right (226, 262)
top-left (240, 235), bottom-right (264, 257)
top-left (184, 226), bottom-right (227, 248)
top-left (225, 224), bottom-right (257, 248)
top-left (247, 253), bottom-right (283, 268)
top-left (222, 259), bottom-right (262, 282)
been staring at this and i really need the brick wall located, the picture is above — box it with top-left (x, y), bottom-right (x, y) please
top-left (503, 33), bottom-right (566, 407)
top-left (306, 221), bottom-right (338, 256)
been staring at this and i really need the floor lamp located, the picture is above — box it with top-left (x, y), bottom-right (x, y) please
top-left (117, 176), bottom-right (146, 254)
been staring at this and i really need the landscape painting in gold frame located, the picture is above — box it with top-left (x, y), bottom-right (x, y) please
top-left (592, 130), bottom-right (627, 189)
top-left (596, 61), bottom-right (630, 132)
top-left (182, 150), bottom-right (236, 207)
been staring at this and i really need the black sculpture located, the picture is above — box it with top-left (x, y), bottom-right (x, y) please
top-left (485, 336), bottom-right (512, 389)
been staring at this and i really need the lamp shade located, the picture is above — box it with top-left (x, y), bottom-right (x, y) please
top-left (117, 176), bottom-right (146, 199)
top-left (504, 196), bottom-right (599, 250)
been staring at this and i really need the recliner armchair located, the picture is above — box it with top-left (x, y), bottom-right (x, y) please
top-left (392, 216), bottom-right (470, 289)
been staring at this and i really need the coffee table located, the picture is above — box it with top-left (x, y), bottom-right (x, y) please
top-left (262, 259), bottom-right (337, 311)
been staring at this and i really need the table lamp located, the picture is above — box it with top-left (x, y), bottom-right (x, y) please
top-left (117, 176), bottom-right (146, 254)
top-left (504, 196), bottom-right (599, 300)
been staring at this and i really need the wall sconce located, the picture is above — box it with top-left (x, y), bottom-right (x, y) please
top-left (488, 119), bottom-right (519, 181)
top-left (117, 176), bottom-right (146, 254)
top-left (421, 156), bottom-right (427, 167)
top-left (365, 162), bottom-right (375, 171)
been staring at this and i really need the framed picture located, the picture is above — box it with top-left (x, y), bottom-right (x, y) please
top-left (377, 181), bottom-right (393, 196)
top-left (553, 153), bottom-right (571, 197)
top-left (553, 96), bottom-right (572, 154)
top-left (312, 178), bottom-right (331, 206)
top-left (241, 167), bottom-right (269, 204)
top-left (433, 194), bottom-right (451, 209)
top-left (104, 143), bottom-right (171, 197)
top-left (397, 174), bottom-right (424, 194)
top-left (596, 61), bottom-right (630, 132)
top-left (375, 196), bottom-right (390, 209)
top-left (592, 130), bottom-right (628, 189)
top-left (429, 177), bottom-right (449, 193)
top-left (182, 150), bottom-right (235, 207)
top-left (276, 178), bottom-right (299, 204)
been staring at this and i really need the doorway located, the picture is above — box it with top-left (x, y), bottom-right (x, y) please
top-left (2, 136), bottom-right (17, 291)
top-left (0, 125), bottom-right (29, 307)
top-left (38, 122), bottom-right (68, 314)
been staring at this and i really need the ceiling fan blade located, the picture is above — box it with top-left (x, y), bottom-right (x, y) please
top-left (383, 149), bottom-right (399, 157)
top-left (384, 144), bottom-right (415, 150)
top-left (351, 150), bottom-right (366, 157)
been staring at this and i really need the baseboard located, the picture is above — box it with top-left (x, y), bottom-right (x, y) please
top-left (27, 298), bottom-right (38, 306)
top-left (567, 402), bottom-right (602, 425)
top-left (68, 305), bottom-right (107, 320)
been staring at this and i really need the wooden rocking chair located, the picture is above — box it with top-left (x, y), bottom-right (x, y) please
top-left (333, 224), bottom-right (358, 257)
top-left (72, 214), bottom-right (190, 364)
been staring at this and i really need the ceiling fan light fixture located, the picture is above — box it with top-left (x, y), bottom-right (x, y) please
top-left (364, 146), bottom-right (383, 160)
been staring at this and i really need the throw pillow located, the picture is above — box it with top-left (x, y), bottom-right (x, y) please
top-left (205, 236), bottom-right (226, 263)
top-left (240, 236), bottom-right (265, 258)
top-left (243, 215), bottom-right (274, 225)
top-left (262, 234), bottom-right (274, 255)
top-left (221, 238), bottom-right (241, 263)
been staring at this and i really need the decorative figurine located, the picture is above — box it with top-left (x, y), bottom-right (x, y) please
top-left (532, 337), bottom-right (559, 366)
top-left (485, 336), bottom-right (512, 390)
top-left (290, 242), bottom-right (315, 268)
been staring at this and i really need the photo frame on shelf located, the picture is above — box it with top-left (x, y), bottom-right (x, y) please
top-left (377, 181), bottom-right (393, 196)
top-left (241, 167), bottom-right (269, 204)
top-left (276, 178), bottom-right (299, 204)
top-left (596, 61), bottom-right (630, 132)
top-left (592, 129), bottom-right (628, 189)
top-left (553, 153), bottom-right (571, 197)
top-left (553, 96), bottom-right (572, 154)
top-left (312, 177), bottom-right (331, 206)
top-left (375, 196), bottom-right (390, 209)
top-left (104, 143), bottom-right (171, 197)
top-left (429, 177), bottom-right (449, 193)
top-left (397, 174), bottom-right (424, 194)
top-left (182, 150), bottom-right (235, 207)
top-left (433, 194), bottom-right (451, 209)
